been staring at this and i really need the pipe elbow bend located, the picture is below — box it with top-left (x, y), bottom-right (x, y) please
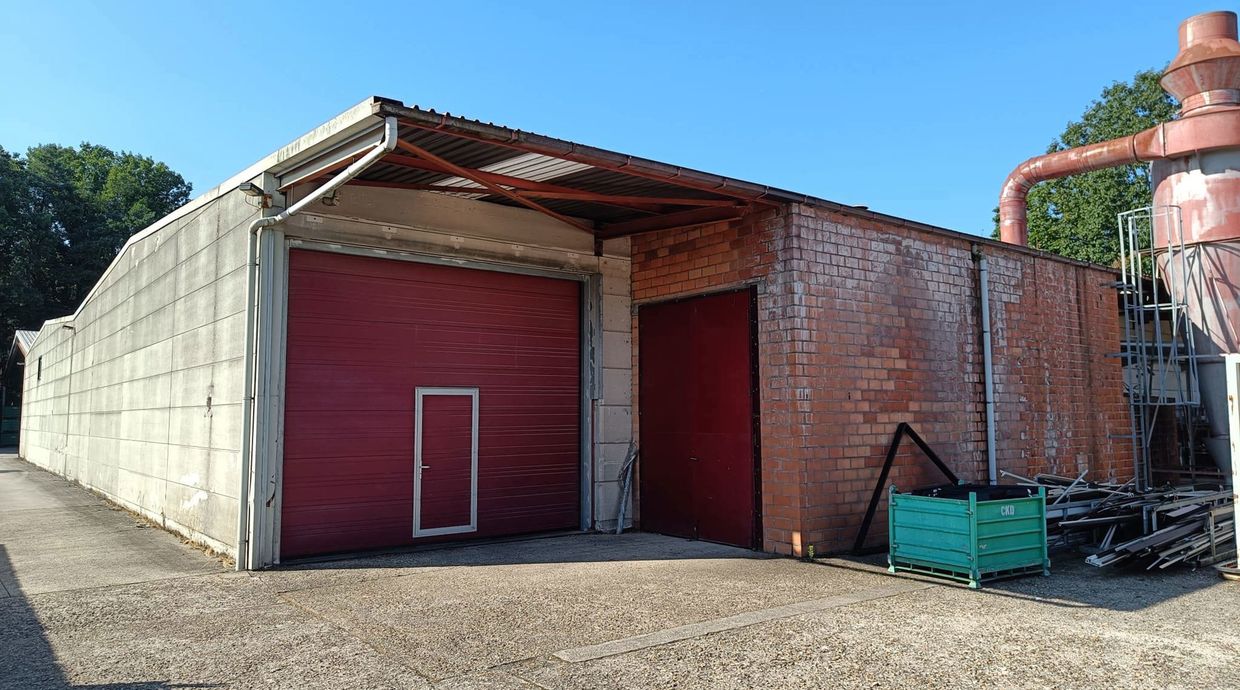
top-left (998, 164), bottom-right (1037, 245)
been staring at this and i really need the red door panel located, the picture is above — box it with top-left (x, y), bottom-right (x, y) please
top-left (417, 394), bottom-right (475, 532)
top-left (634, 299), bottom-right (696, 539)
top-left (638, 289), bottom-right (757, 548)
top-left (281, 249), bottom-right (580, 559)
top-left (689, 290), bottom-right (757, 546)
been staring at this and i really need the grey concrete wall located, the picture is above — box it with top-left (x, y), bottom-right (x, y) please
top-left (283, 185), bottom-right (635, 533)
top-left (20, 189), bottom-right (255, 555)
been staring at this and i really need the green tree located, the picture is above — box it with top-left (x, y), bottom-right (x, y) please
top-left (0, 143), bottom-right (191, 349)
top-left (996, 69), bottom-right (1179, 265)
top-left (0, 147), bottom-right (57, 343)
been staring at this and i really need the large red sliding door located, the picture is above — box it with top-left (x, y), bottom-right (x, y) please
top-left (638, 289), bottom-right (758, 548)
top-left (281, 249), bottom-right (581, 559)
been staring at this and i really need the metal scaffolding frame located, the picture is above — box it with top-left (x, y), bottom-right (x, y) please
top-left (1114, 205), bottom-right (1205, 491)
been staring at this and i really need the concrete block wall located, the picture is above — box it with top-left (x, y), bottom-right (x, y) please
top-left (630, 202), bottom-right (1130, 556)
top-left (20, 189), bottom-right (256, 555)
top-left (19, 321), bottom-right (73, 470)
top-left (594, 255), bottom-right (635, 532)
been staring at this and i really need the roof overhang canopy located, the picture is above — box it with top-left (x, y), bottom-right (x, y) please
top-left (259, 97), bottom-right (1002, 256)
top-left (277, 99), bottom-right (785, 242)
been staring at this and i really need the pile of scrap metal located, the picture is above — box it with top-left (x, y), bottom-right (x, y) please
top-left (999, 470), bottom-right (1128, 551)
top-left (1000, 470), bottom-right (1236, 570)
top-left (1078, 489), bottom-right (1234, 569)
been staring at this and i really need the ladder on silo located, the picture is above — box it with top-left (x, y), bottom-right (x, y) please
top-left (1111, 205), bottom-right (1207, 491)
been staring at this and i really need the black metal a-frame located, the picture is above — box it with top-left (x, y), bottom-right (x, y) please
top-left (851, 422), bottom-right (960, 554)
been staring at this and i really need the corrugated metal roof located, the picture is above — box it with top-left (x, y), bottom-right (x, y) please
top-left (376, 100), bottom-right (792, 209)
top-left (342, 100), bottom-right (767, 233)
top-left (363, 98), bottom-right (1096, 256)
top-left (427, 152), bottom-right (593, 199)
top-left (265, 97), bottom-right (1112, 265)
top-left (4, 329), bottom-right (38, 378)
top-left (14, 330), bottom-right (36, 357)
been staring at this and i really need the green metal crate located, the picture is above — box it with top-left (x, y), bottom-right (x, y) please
top-left (888, 484), bottom-right (1049, 589)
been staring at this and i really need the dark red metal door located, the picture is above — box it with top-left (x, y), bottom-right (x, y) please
top-left (281, 249), bottom-right (580, 558)
top-left (638, 289), bottom-right (757, 548)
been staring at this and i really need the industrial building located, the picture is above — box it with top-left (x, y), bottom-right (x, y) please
top-left (17, 12), bottom-right (1239, 570)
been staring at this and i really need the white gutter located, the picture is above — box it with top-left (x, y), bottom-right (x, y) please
top-left (235, 116), bottom-right (399, 570)
top-left (974, 247), bottom-right (998, 484)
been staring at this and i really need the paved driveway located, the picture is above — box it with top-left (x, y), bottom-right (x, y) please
top-left (1, 452), bottom-right (1237, 689)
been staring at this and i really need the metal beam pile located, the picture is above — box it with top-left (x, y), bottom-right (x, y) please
top-left (999, 470), bottom-right (1129, 550)
top-left (1080, 491), bottom-right (1234, 569)
top-left (1000, 471), bottom-right (1236, 569)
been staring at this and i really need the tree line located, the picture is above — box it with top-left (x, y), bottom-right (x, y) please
top-left (0, 143), bottom-right (191, 351)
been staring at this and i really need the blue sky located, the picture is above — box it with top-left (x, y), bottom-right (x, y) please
top-left (0, 1), bottom-right (1223, 235)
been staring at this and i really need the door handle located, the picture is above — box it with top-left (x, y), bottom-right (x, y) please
top-left (421, 465), bottom-right (431, 470)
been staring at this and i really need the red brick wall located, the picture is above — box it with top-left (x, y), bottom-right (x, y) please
top-left (630, 206), bottom-right (805, 553)
top-left (786, 205), bottom-right (987, 553)
top-left (786, 205), bottom-right (1129, 553)
top-left (984, 250), bottom-right (1130, 482)
top-left (630, 202), bottom-right (1130, 556)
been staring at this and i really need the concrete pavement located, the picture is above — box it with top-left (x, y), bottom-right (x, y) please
top-left (1, 451), bottom-right (1238, 689)
top-left (0, 452), bottom-right (221, 599)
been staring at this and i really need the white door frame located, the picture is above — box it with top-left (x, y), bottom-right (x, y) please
top-left (413, 387), bottom-right (480, 537)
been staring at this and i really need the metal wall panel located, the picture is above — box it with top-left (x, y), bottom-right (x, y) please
top-left (281, 249), bottom-right (581, 558)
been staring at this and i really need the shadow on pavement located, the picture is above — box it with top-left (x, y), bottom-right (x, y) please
top-left (278, 531), bottom-right (771, 573)
top-left (0, 545), bottom-right (222, 690)
top-left (817, 549), bottom-right (1226, 612)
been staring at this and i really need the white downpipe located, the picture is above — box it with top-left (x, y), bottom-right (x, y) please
top-left (976, 250), bottom-right (998, 484)
top-left (235, 116), bottom-right (399, 570)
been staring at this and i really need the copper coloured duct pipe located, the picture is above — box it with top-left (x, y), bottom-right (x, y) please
top-left (998, 131), bottom-right (1160, 245)
top-left (998, 11), bottom-right (1240, 246)
top-left (995, 10), bottom-right (1240, 477)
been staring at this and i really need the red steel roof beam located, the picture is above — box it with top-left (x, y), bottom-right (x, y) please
top-left (378, 152), bottom-right (667, 214)
top-left (393, 117), bottom-right (781, 207)
top-left (392, 139), bottom-right (596, 234)
top-left (346, 178), bottom-right (740, 209)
